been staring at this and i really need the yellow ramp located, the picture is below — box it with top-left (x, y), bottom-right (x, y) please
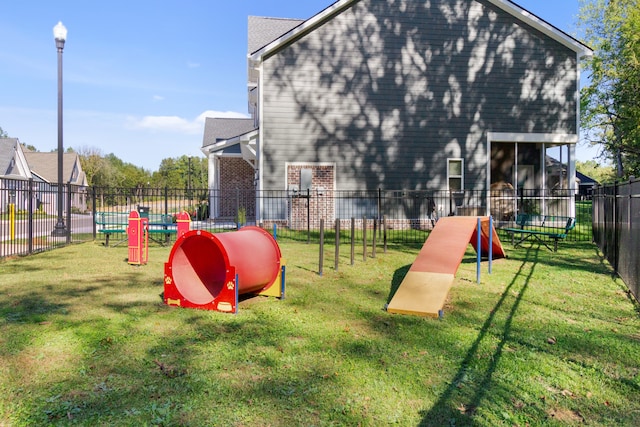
top-left (386, 216), bottom-right (505, 318)
top-left (387, 271), bottom-right (455, 318)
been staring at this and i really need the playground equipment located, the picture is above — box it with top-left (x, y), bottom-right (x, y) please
top-left (164, 226), bottom-right (285, 313)
top-left (387, 216), bottom-right (505, 318)
top-left (127, 211), bottom-right (192, 265)
top-left (128, 210), bottom-right (149, 265)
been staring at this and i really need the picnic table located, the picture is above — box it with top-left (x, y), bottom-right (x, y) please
top-left (501, 213), bottom-right (575, 252)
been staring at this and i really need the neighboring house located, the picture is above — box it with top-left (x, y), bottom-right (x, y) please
top-left (23, 150), bottom-right (88, 215)
top-left (576, 171), bottom-right (598, 199)
top-left (202, 0), bottom-right (593, 222)
top-left (0, 138), bottom-right (34, 213)
top-left (546, 154), bottom-right (599, 198)
top-left (0, 139), bottom-right (88, 215)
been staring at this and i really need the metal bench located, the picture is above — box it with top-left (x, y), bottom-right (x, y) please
top-left (502, 214), bottom-right (576, 252)
top-left (144, 213), bottom-right (177, 244)
top-left (95, 212), bottom-right (129, 246)
top-left (95, 211), bottom-right (177, 246)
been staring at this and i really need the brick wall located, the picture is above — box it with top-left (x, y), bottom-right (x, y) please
top-left (219, 158), bottom-right (255, 219)
top-left (287, 164), bottom-right (335, 230)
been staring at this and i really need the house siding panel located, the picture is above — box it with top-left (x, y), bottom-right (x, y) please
top-left (261, 0), bottom-right (578, 191)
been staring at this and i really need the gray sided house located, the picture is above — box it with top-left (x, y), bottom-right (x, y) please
top-left (0, 138), bottom-right (88, 216)
top-left (0, 138), bottom-right (33, 213)
top-left (23, 150), bottom-right (88, 215)
top-left (202, 0), bottom-right (592, 223)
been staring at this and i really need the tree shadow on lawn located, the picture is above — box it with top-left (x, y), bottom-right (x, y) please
top-left (412, 242), bottom-right (637, 425)
top-left (415, 245), bottom-right (541, 425)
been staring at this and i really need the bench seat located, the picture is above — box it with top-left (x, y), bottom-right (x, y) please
top-left (95, 212), bottom-right (130, 246)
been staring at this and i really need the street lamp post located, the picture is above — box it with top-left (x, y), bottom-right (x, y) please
top-left (52, 21), bottom-right (68, 237)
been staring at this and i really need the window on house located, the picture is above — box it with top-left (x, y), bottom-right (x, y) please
top-left (447, 159), bottom-right (464, 191)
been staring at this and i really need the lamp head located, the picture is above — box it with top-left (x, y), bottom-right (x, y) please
top-left (53, 21), bottom-right (67, 42)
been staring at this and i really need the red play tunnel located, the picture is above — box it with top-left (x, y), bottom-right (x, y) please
top-left (164, 226), bottom-right (283, 312)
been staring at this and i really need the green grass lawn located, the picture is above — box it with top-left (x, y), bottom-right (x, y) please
top-left (0, 238), bottom-right (639, 426)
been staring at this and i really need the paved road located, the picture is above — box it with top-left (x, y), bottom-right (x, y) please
top-left (0, 214), bottom-right (95, 256)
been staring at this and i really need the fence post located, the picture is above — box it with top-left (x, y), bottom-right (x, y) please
top-left (477, 217), bottom-right (481, 284)
top-left (236, 188), bottom-right (240, 226)
top-left (350, 217), bottom-right (355, 265)
top-left (164, 187), bottom-right (169, 216)
top-left (362, 216), bottom-right (367, 262)
top-left (613, 181), bottom-right (619, 271)
top-left (307, 188), bottom-right (311, 244)
top-left (372, 218), bottom-right (377, 258)
top-left (319, 218), bottom-right (324, 276)
top-left (335, 218), bottom-right (340, 271)
top-left (92, 186), bottom-right (97, 240)
top-left (66, 183), bottom-right (72, 244)
top-left (383, 215), bottom-right (387, 254)
top-left (28, 179), bottom-right (34, 254)
top-left (628, 177), bottom-right (633, 245)
top-left (489, 216), bottom-right (493, 274)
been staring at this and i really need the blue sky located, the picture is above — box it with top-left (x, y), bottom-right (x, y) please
top-left (0, 0), bottom-right (591, 171)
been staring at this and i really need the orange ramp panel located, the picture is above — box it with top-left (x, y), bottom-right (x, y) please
top-left (387, 216), bottom-right (505, 317)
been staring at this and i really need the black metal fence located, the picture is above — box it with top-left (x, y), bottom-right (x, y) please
top-left (593, 179), bottom-right (640, 303)
top-left (0, 181), bottom-right (593, 258)
top-left (0, 178), bottom-right (92, 257)
top-left (89, 186), bottom-right (592, 243)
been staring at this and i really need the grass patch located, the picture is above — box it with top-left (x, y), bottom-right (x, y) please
top-left (0, 239), bottom-right (639, 426)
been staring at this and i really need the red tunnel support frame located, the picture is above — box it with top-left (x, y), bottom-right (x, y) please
top-left (163, 226), bottom-right (285, 313)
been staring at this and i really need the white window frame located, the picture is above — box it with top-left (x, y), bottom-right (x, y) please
top-left (447, 158), bottom-right (464, 191)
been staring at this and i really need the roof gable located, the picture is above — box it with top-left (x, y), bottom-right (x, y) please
top-left (248, 16), bottom-right (305, 54)
top-left (23, 151), bottom-right (86, 185)
top-left (576, 171), bottom-right (598, 185)
top-left (0, 138), bottom-right (32, 180)
top-left (249, 0), bottom-right (592, 62)
top-left (202, 118), bottom-right (257, 148)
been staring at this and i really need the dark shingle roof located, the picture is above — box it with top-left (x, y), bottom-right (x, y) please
top-left (202, 118), bottom-right (257, 148)
top-left (576, 171), bottom-right (598, 186)
top-left (23, 151), bottom-right (83, 184)
top-left (248, 16), bottom-right (305, 54)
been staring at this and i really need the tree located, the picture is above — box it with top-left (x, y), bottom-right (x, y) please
top-left (579, 0), bottom-right (640, 179)
top-left (77, 146), bottom-right (114, 187)
top-left (77, 147), bottom-right (206, 191)
top-left (0, 127), bottom-right (7, 138)
top-left (152, 155), bottom-right (207, 191)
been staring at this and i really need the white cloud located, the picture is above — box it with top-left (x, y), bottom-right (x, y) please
top-left (187, 62), bottom-right (201, 69)
top-left (127, 110), bottom-right (248, 135)
top-left (153, 95), bottom-right (165, 101)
